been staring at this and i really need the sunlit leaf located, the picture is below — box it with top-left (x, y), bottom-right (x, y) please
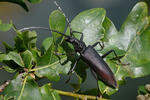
top-left (8, 51), bottom-right (24, 67)
top-left (40, 84), bottom-right (61, 100)
top-left (28, 0), bottom-right (41, 3)
top-left (138, 85), bottom-right (148, 95)
top-left (2, 74), bottom-right (62, 100)
top-left (41, 37), bottom-right (53, 55)
top-left (2, 42), bottom-right (14, 53)
top-left (14, 31), bottom-right (37, 52)
top-left (33, 10), bottom-right (71, 82)
top-left (2, 65), bottom-right (16, 73)
top-left (68, 1), bottom-right (150, 95)
top-left (65, 8), bottom-right (107, 84)
top-left (0, 19), bottom-right (12, 32)
top-left (21, 50), bottom-right (33, 68)
top-left (2, 74), bottom-right (43, 100)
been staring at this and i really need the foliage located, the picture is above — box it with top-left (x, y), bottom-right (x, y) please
top-left (0, 20), bottom-right (12, 32)
top-left (137, 84), bottom-right (150, 100)
top-left (0, 1), bottom-right (150, 100)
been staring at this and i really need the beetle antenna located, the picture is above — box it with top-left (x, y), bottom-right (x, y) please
top-left (18, 26), bottom-right (68, 37)
top-left (54, 1), bottom-right (73, 33)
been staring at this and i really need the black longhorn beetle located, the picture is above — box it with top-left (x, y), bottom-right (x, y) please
top-left (19, 1), bottom-right (127, 94)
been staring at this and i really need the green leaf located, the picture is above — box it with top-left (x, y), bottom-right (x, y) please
top-left (65, 8), bottom-right (106, 84)
top-left (2, 65), bottom-right (16, 73)
top-left (102, 17), bottom-right (118, 42)
top-left (67, 1), bottom-right (150, 96)
top-left (35, 44), bottom-right (71, 81)
top-left (0, 59), bottom-right (21, 70)
top-left (70, 83), bottom-right (81, 92)
top-left (2, 74), bottom-right (43, 100)
top-left (49, 90), bottom-right (62, 100)
top-left (101, 2), bottom-right (150, 95)
top-left (0, 95), bottom-right (14, 100)
top-left (14, 31), bottom-right (37, 52)
top-left (98, 79), bottom-right (118, 95)
top-left (0, 53), bottom-right (10, 62)
top-left (21, 31), bottom-right (37, 49)
top-left (49, 10), bottom-right (66, 45)
top-left (0, 52), bottom-right (20, 71)
top-left (2, 42), bottom-right (14, 53)
top-left (41, 37), bottom-right (53, 55)
top-left (35, 41), bottom-right (71, 81)
top-left (0, 19), bottom-right (12, 32)
top-left (28, 0), bottom-right (41, 3)
top-left (14, 33), bottom-right (27, 52)
top-left (2, 74), bottom-right (62, 100)
top-left (35, 66), bottom-right (60, 81)
top-left (68, 8), bottom-right (106, 45)
top-left (30, 49), bottom-right (40, 63)
top-left (40, 84), bottom-right (61, 100)
top-left (105, 2), bottom-right (149, 51)
top-left (21, 50), bottom-right (33, 68)
top-left (33, 10), bottom-right (71, 82)
top-left (8, 51), bottom-right (24, 67)
top-left (37, 43), bottom-right (56, 66)
top-left (40, 84), bottom-right (53, 100)
top-left (138, 85), bottom-right (148, 95)
top-left (0, 31), bottom-right (38, 70)
top-left (106, 1), bottom-right (149, 78)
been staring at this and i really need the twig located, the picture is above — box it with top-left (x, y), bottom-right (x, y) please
top-left (0, 80), bottom-right (10, 92)
top-left (52, 89), bottom-right (109, 100)
top-left (18, 76), bottom-right (28, 100)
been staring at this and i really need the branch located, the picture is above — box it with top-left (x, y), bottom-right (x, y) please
top-left (53, 89), bottom-right (109, 100)
top-left (0, 80), bottom-right (10, 92)
top-left (18, 76), bottom-right (28, 100)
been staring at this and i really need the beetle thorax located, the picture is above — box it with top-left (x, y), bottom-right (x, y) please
top-left (65, 37), bottom-right (86, 53)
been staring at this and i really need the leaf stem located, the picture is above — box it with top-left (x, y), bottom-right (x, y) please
top-left (52, 89), bottom-right (109, 100)
top-left (29, 57), bottom-right (66, 72)
top-left (29, 61), bottom-right (59, 72)
top-left (18, 76), bottom-right (28, 100)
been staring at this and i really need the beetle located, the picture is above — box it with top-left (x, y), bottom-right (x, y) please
top-left (19, 1), bottom-right (126, 92)
top-left (19, 26), bottom-right (119, 88)
top-left (53, 1), bottom-right (120, 88)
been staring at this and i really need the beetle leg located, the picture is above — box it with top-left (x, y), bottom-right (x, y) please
top-left (90, 68), bottom-right (101, 97)
top-left (68, 56), bottom-right (81, 74)
top-left (65, 56), bottom-right (81, 83)
top-left (92, 42), bottom-right (104, 51)
top-left (53, 52), bottom-right (65, 64)
top-left (65, 74), bottom-right (72, 83)
top-left (71, 31), bottom-right (83, 41)
top-left (54, 51), bottom-right (76, 64)
top-left (102, 49), bottom-right (121, 62)
top-left (102, 50), bottom-right (128, 65)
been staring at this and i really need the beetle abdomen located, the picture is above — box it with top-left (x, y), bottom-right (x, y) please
top-left (80, 46), bottom-right (117, 88)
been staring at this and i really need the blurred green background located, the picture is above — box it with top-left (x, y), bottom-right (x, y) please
top-left (0, 0), bottom-right (150, 100)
